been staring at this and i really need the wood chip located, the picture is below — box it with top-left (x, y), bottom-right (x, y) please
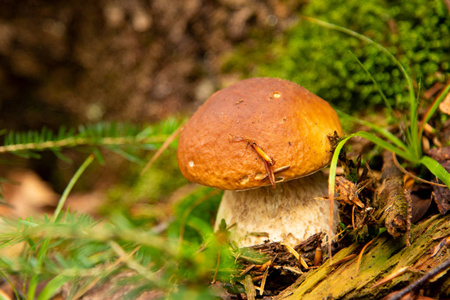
top-left (242, 274), bottom-right (256, 300)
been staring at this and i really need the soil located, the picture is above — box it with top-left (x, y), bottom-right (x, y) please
top-left (0, 0), bottom-right (305, 131)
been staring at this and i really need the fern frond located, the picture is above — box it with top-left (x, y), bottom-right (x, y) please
top-left (0, 118), bottom-right (184, 163)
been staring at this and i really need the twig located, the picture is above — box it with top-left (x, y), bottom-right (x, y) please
top-left (418, 82), bottom-right (450, 141)
top-left (405, 189), bottom-right (412, 247)
top-left (377, 151), bottom-right (408, 238)
top-left (383, 258), bottom-right (450, 300)
top-left (239, 264), bottom-right (255, 276)
top-left (229, 135), bottom-right (277, 188)
top-left (242, 275), bottom-right (256, 300)
top-left (282, 243), bottom-right (309, 269)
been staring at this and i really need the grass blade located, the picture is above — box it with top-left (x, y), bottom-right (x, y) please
top-left (337, 111), bottom-right (409, 152)
top-left (354, 131), bottom-right (415, 162)
top-left (53, 154), bottom-right (95, 222)
top-left (327, 134), bottom-right (354, 261)
top-left (419, 156), bottom-right (450, 189)
top-left (28, 154), bottom-right (95, 299)
top-left (302, 16), bottom-right (420, 156)
top-left (36, 274), bottom-right (73, 300)
top-left (348, 51), bottom-right (395, 119)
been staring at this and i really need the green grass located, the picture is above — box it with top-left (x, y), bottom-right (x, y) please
top-left (0, 164), bottom-right (232, 299)
top-left (307, 17), bottom-right (450, 258)
top-left (313, 17), bottom-right (450, 190)
top-left (0, 119), bottom-right (235, 299)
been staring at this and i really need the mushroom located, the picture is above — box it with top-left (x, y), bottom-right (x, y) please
top-left (177, 77), bottom-right (342, 247)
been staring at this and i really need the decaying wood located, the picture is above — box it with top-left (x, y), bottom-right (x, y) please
top-left (376, 151), bottom-right (408, 239)
top-left (230, 234), bottom-right (324, 296)
top-left (242, 275), bottom-right (256, 300)
top-left (383, 258), bottom-right (450, 300)
top-left (274, 214), bottom-right (450, 300)
top-left (221, 148), bottom-right (450, 299)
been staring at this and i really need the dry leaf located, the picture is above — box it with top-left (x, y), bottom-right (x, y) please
top-left (334, 176), bottom-right (365, 208)
top-left (1, 170), bottom-right (59, 218)
top-left (439, 90), bottom-right (450, 115)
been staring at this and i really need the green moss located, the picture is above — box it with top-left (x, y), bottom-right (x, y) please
top-left (224, 0), bottom-right (449, 112)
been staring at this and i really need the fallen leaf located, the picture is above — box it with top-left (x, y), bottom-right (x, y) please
top-left (439, 90), bottom-right (450, 115)
top-left (1, 169), bottom-right (59, 218)
top-left (410, 193), bottom-right (432, 223)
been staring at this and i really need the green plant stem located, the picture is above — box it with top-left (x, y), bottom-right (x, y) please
top-left (0, 269), bottom-right (21, 300)
top-left (52, 154), bottom-right (95, 221)
top-left (36, 275), bottom-right (73, 300)
top-left (348, 51), bottom-right (396, 119)
top-left (354, 131), bottom-right (415, 162)
top-left (327, 134), bottom-right (353, 260)
top-left (27, 154), bottom-right (95, 300)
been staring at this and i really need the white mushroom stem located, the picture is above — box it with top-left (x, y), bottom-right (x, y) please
top-left (215, 171), bottom-right (339, 247)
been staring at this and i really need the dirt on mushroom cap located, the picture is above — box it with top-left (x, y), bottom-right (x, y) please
top-left (177, 77), bottom-right (343, 190)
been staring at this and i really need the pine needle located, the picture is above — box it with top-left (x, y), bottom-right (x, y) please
top-left (141, 125), bottom-right (183, 175)
top-left (371, 266), bottom-right (410, 289)
top-left (259, 265), bottom-right (270, 296)
top-left (282, 243), bottom-right (309, 269)
top-left (356, 237), bottom-right (377, 274)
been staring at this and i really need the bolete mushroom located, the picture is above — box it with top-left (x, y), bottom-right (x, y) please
top-left (177, 77), bottom-right (342, 247)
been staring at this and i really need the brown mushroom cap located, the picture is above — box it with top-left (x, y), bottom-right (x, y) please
top-left (177, 77), bottom-right (342, 190)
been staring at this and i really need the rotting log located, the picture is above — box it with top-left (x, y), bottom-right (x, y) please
top-left (376, 151), bottom-right (408, 239)
top-left (275, 214), bottom-right (450, 300)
